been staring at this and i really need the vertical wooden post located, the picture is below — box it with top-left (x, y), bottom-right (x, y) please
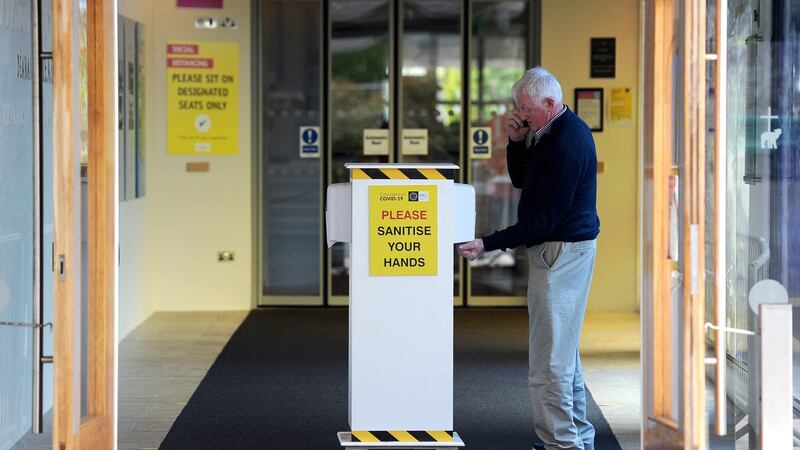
top-left (85, 0), bottom-right (116, 444)
top-left (52, 0), bottom-right (77, 447)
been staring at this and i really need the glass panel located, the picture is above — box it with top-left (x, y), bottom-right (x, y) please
top-left (42, 0), bottom-right (55, 418)
top-left (400, 0), bottom-right (461, 164)
top-left (330, 0), bottom-right (390, 296)
top-left (78, 0), bottom-right (89, 420)
top-left (703, 1), bottom-right (730, 444)
top-left (0, 0), bottom-right (34, 446)
top-left (41, 0), bottom-right (52, 54)
top-left (468, 0), bottom-right (531, 298)
top-left (259, 0), bottom-right (323, 298)
top-left (717, 0), bottom-right (800, 446)
top-left (669, 0), bottom-right (682, 423)
top-left (668, 0), bottom-right (683, 420)
top-left (643, 0), bottom-right (683, 426)
top-left (400, 0), bottom-right (462, 296)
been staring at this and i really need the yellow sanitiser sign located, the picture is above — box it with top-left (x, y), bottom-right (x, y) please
top-left (369, 185), bottom-right (437, 276)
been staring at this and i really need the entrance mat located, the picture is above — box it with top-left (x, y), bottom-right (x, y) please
top-left (159, 308), bottom-right (622, 450)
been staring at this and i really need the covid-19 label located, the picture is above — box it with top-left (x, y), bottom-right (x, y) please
top-left (369, 185), bottom-right (437, 276)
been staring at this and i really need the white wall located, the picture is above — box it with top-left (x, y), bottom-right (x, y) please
top-left (542, 0), bottom-right (641, 312)
top-left (118, 0), bottom-right (155, 341)
top-left (147, 0), bottom-right (252, 312)
top-left (119, 201), bottom-right (150, 339)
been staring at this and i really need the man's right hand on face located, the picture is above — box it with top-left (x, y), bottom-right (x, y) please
top-left (506, 110), bottom-right (530, 142)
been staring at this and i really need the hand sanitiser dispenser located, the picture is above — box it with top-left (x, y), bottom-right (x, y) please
top-left (326, 164), bottom-right (475, 449)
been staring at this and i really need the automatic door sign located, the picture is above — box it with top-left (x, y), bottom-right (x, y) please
top-left (363, 129), bottom-right (390, 155)
top-left (369, 185), bottom-right (437, 276)
top-left (401, 128), bottom-right (428, 155)
top-left (299, 126), bottom-right (320, 158)
top-left (470, 127), bottom-right (491, 159)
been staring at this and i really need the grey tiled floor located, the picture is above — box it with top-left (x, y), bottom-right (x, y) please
top-left (116, 311), bottom-right (248, 449)
top-left (10, 310), bottom-right (248, 450)
top-left (580, 312), bottom-right (642, 450)
top-left (12, 310), bottom-right (643, 450)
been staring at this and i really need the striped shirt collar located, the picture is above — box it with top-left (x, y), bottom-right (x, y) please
top-left (533, 105), bottom-right (567, 145)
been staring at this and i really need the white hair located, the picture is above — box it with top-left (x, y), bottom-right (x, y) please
top-left (512, 66), bottom-right (563, 106)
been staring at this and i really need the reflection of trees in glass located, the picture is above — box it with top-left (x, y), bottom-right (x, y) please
top-left (403, 74), bottom-right (459, 159)
top-left (331, 37), bottom-right (390, 157)
top-left (331, 79), bottom-right (387, 154)
top-left (332, 39), bottom-right (389, 83)
top-left (438, 68), bottom-right (462, 125)
top-left (471, 67), bottom-right (519, 100)
top-left (470, 67), bottom-right (520, 123)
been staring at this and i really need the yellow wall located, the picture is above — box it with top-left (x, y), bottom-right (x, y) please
top-left (140, 0), bottom-right (253, 312)
top-left (542, 0), bottom-right (640, 311)
top-left (118, 0), bottom-right (254, 327)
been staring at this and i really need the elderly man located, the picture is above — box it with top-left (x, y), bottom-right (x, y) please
top-left (459, 67), bottom-right (600, 450)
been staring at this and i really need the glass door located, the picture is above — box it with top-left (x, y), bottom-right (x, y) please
top-left (52, 0), bottom-right (115, 447)
top-left (398, 0), bottom-right (463, 304)
top-left (0, 0), bottom-right (36, 446)
top-left (257, 0), bottom-right (325, 305)
top-left (644, 0), bottom-right (799, 447)
top-left (327, 0), bottom-right (538, 307)
top-left (328, 0), bottom-right (392, 305)
top-left (1, 0), bottom-right (56, 445)
top-left (704, 0), bottom-right (800, 447)
top-left (257, 0), bottom-right (538, 307)
top-left (642, 0), bottom-right (707, 447)
top-left (466, 0), bottom-right (535, 306)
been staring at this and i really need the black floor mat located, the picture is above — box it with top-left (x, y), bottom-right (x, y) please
top-left (159, 308), bottom-right (622, 450)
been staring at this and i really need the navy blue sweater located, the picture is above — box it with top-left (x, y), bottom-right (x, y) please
top-left (482, 106), bottom-right (600, 251)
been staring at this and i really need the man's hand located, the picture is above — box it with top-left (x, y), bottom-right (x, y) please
top-left (458, 239), bottom-right (485, 261)
top-left (506, 110), bottom-right (530, 143)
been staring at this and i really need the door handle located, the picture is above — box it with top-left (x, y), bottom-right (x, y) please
top-left (0, 321), bottom-right (53, 331)
top-left (57, 254), bottom-right (65, 281)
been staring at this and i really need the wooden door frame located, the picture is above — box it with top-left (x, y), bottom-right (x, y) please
top-left (52, 0), bottom-right (116, 448)
top-left (642, 0), bottom-right (707, 448)
top-left (642, 1), bottom-right (682, 445)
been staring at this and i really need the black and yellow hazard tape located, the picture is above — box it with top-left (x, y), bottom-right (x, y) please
top-left (350, 430), bottom-right (455, 443)
top-left (350, 168), bottom-right (455, 181)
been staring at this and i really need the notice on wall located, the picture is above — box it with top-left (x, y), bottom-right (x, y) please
top-left (363, 129), bottom-right (389, 155)
top-left (369, 185), bottom-right (437, 276)
top-left (167, 41), bottom-right (239, 155)
top-left (609, 87), bottom-right (634, 126)
top-left (469, 127), bottom-right (491, 159)
top-left (590, 38), bottom-right (616, 78)
top-left (401, 128), bottom-right (428, 155)
top-left (575, 89), bottom-right (603, 131)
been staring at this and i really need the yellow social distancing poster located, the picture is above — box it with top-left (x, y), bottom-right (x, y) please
top-left (166, 41), bottom-right (239, 155)
top-left (369, 185), bottom-right (437, 276)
